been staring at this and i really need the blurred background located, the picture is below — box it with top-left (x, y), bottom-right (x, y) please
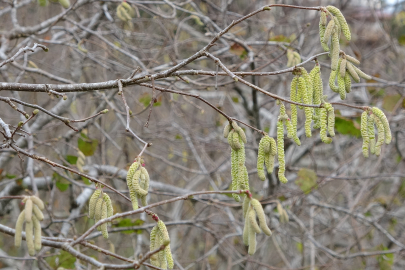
top-left (0, 0), bottom-right (405, 269)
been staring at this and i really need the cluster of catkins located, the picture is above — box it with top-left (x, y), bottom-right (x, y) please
top-left (150, 220), bottom-right (174, 269)
top-left (361, 108), bottom-right (392, 157)
top-left (286, 49), bottom-right (301, 67)
top-left (242, 197), bottom-right (272, 255)
top-left (256, 135), bottom-right (276, 181)
top-left (126, 158), bottom-right (150, 209)
top-left (330, 53), bottom-right (372, 100)
top-left (15, 196), bottom-right (45, 256)
top-left (88, 186), bottom-right (114, 239)
top-left (223, 121), bottom-right (249, 202)
top-left (116, 2), bottom-right (135, 23)
top-left (319, 6), bottom-right (371, 100)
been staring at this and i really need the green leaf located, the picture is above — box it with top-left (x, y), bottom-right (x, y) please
top-left (382, 94), bottom-right (401, 112)
top-left (66, 155), bottom-right (78, 165)
top-left (139, 93), bottom-right (161, 108)
top-left (377, 245), bottom-right (394, 270)
top-left (5, 173), bottom-right (16, 179)
top-left (231, 97), bottom-right (239, 103)
top-left (175, 134), bottom-right (183, 140)
top-left (78, 135), bottom-right (98, 156)
top-left (46, 250), bottom-right (76, 269)
top-left (53, 172), bottom-right (69, 192)
top-left (113, 218), bottom-right (145, 234)
top-left (295, 168), bottom-right (317, 194)
top-left (81, 176), bottom-right (91, 185)
top-left (335, 116), bottom-right (361, 138)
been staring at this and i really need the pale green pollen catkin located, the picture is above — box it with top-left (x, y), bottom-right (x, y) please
top-left (262, 136), bottom-right (271, 154)
top-left (257, 138), bottom-right (266, 181)
top-left (337, 60), bottom-right (346, 100)
top-left (157, 220), bottom-right (170, 246)
top-left (320, 108), bottom-right (332, 144)
top-left (368, 115), bottom-right (376, 154)
top-left (290, 76), bottom-right (299, 139)
top-left (31, 196), bottom-right (45, 210)
top-left (243, 212), bottom-right (250, 246)
top-left (227, 129), bottom-right (235, 149)
top-left (232, 131), bottom-right (241, 150)
top-left (165, 243), bottom-right (174, 269)
top-left (298, 76), bottom-right (312, 137)
top-left (33, 205), bottom-right (44, 221)
top-left (89, 189), bottom-right (102, 219)
top-left (331, 32), bottom-right (340, 71)
top-left (353, 65), bottom-right (372, 80)
top-left (25, 220), bottom-right (35, 256)
top-left (25, 198), bottom-right (33, 223)
top-left (232, 121), bottom-right (247, 144)
top-left (150, 225), bottom-right (158, 265)
top-left (312, 66), bottom-right (323, 129)
top-left (277, 121), bottom-right (288, 183)
top-left (323, 19), bottom-right (335, 44)
top-left (325, 103), bottom-right (335, 137)
top-left (329, 70), bottom-right (339, 92)
top-left (248, 207), bottom-right (261, 234)
top-left (327, 6), bottom-right (351, 41)
top-left (32, 215), bottom-right (42, 251)
top-left (372, 114), bottom-right (385, 156)
top-left (344, 71), bottom-right (352, 93)
top-left (345, 55), bottom-right (360, 65)
top-left (15, 210), bottom-right (25, 248)
top-left (248, 223), bottom-right (257, 255)
top-left (223, 123), bottom-right (231, 138)
top-left (269, 137), bottom-right (277, 156)
top-left (340, 58), bottom-right (347, 78)
top-left (250, 199), bottom-right (272, 236)
top-left (319, 11), bottom-right (329, 51)
top-left (94, 197), bottom-right (104, 221)
top-left (372, 107), bottom-right (391, 144)
top-left (346, 62), bottom-right (360, 82)
top-left (100, 202), bottom-right (109, 239)
top-left (132, 169), bottom-right (148, 196)
top-left (361, 111), bottom-right (370, 157)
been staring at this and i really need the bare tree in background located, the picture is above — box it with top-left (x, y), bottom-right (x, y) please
top-left (0, 0), bottom-right (405, 269)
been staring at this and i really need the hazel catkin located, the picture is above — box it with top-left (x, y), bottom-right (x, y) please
top-left (361, 111), bottom-right (370, 157)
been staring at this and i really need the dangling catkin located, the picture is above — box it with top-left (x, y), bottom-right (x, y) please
top-left (30, 196), bottom-right (45, 210)
top-left (344, 72), bottom-right (352, 93)
top-left (298, 76), bottom-right (312, 137)
top-left (232, 121), bottom-right (247, 144)
top-left (257, 137), bottom-right (266, 181)
top-left (340, 58), bottom-right (347, 78)
top-left (372, 114), bottom-right (385, 156)
top-left (232, 130), bottom-right (241, 150)
top-left (132, 169), bottom-right (148, 196)
top-left (33, 205), bottom-right (44, 221)
top-left (331, 32), bottom-right (340, 71)
top-left (368, 116), bottom-right (376, 154)
top-left (25, 220), bottom-right (35, 256)
top-left (329, 69), bottom-right (339, 93)
top-left (277, 120), bottom-right (288, 184)
top-left (89, 189), bottom-right (102, 218)
top-left (25, 198), bottom-right (33, 223)
top-left (150, 226), bottom-right (159, 265)
top-left (290, 76), bottom-right (299, 138)
top-left (323, 19), bottom-right (335, 44)
top-left (14, 210), bottom-right (25, 248)
top-left (223, 123), bottom-right (231, 138)
top-left (324, 103), bottom-right (335, 137)
top-left (250, 199), bottom-right (272, 236)
top-left (337, 59), bottom-right (346, 100)
top-left (100, 202), bottom-right (109, 239)
top-left (326, 6), bottom-right (351, 41)
top-left (361, 111), bottom-right (370, 157)
top-left (372, 107), bottom-right (391, 144)
top-left (319, 10), bottom-right (329, 51)
top-left (320, 108), bottom-right (332, 144)
top-left (32, 215), bottom-right (42, 251)
top-left (345, 55), bottom-right (360, 65)
top-left (243, 211), bottom-right (250, 246)
top-left (346, 62), bottom-right (360, 83)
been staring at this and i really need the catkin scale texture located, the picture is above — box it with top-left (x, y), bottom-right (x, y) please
top-left (331, 32), bottom-right (340, 70)
top-left (250, 199), bottom-right (272, 236)
top-left (25, 220), bottom-right (35, 256)
top-left (32, 215), bottom-right (42, 251)
top-left (372, 107), bottom-right (392, 144)
top-left (31, 196), bottom-right (45, 210)
top-left (344, 72), bottom-right (352, 93)
top-left (33, 205), bottom-right (44, 221)
top-left (320, 108), bottom-right (332, 144)
top-left (14, 210), bottom-right (25, 248)
top-left (298, 76), bottom-right (312, 137)
top-left (368, 116), bottom-right (376, 154)
top-left (25, 199), bottom-right (33, 223)
top-left (346, 62), bottom-right (360, 82)
top-left (257, 137), bottom-right (266, 181)
top-left (329, 70), bottom-right (339, 93)
top-left (277, 120), bottom-right (288, 184)
top-left (89, 189), bottom-right (102, 218)
top-left (248, 208), bottom-right (261, 234)
top-left (361, 112), bottom-right (370, 157)
top-left (327, 6), bottom-right (351, 41)
top-left (157, 220), bottom-right (170, 246)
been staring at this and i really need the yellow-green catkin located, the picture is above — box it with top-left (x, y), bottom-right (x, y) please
top-left (33, 205), bottom-right (44, 221)
top-left (345, 55), bottom-right (360, 65)
top-left (289, 76), bottom-right (301, 145)
top-left (15, 210), bottom-right (25, 248)
top-left (372, 107), bottom-right (392, 144)
top-left (227, 129), bottom-right (235, 149)
top-left (298, 76), bottom-right (312, 137)
top-left (372, 114), bottom-right (385, 156)
top-left (32, 215), bottom-right (42, 251)
top-left (361, 111), bottom-right (370, 157)
top-left (331, 32), bottom-right (340, 71)
top-left (265, 137), bottom-right (277, 173)
top-left (25, 220), bottom-right (35, 256)
top-left (337, 59), bottom-right (346, 100)
top-left (89, 189), bottom-right (102, 218)
top-left (140, 167), bottom-right (149, 206)
top-left (150, 226), bottom-right (159, 266)
top-left (127, 161), bottom-right (140, 210)
top-left (243, 210), bottom-right (250, 246)
top-left (31, 196), bottom-right (45, 210)
top-left (340, 58), bottom-right (347, 78)
top-left (223, 123), bottom-right (231, 138)
top-left (277, 120), bottom-right (288, 184)
top-left (312, 65), bottom-right (323, 129)
top-left (346, 62), bottom-right (360, 83)
top-left (329, 69), bottom-right (339, 93)
top-left (344, 71), bottom-right (352, 93)
top-left (353, 65), bottom-right (372, 80)
top-left (319, 10), bottom-right (329, 51)
top-left (368, 115), bottom-right (376, 154)
top-left (100, 202), bottom-right (109, 239)
top-left (250, 199), bottom-right (272, 236)
top-left (232, 121), bottom-right (247, 144)
top-left (94, 197), bottom-right (104, 222)
top-left (326, 6), bottom-right (351, 41)
top-left (25, 199), bottom-right (33, 223)
top-left (323, 19), bottom-right (335, 44)
top-left (232, 130), bottom-right (241, 150)
top-left (132, 169), bottom-right (148, 196)
top-left (157, 230), bottom-right (167, 269)
top-left (324, 103), bottom-right (335, 137)
top-left (320, 108), bottom-right (332, 144)
top-left (257, 137), bottom-right (266, 181)
top-left (157, 220), bottom-right (170, 246)
top-left (164, 242), bottom-right (174, 269)
top-left (248, 220), bottom-right (257, 255)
